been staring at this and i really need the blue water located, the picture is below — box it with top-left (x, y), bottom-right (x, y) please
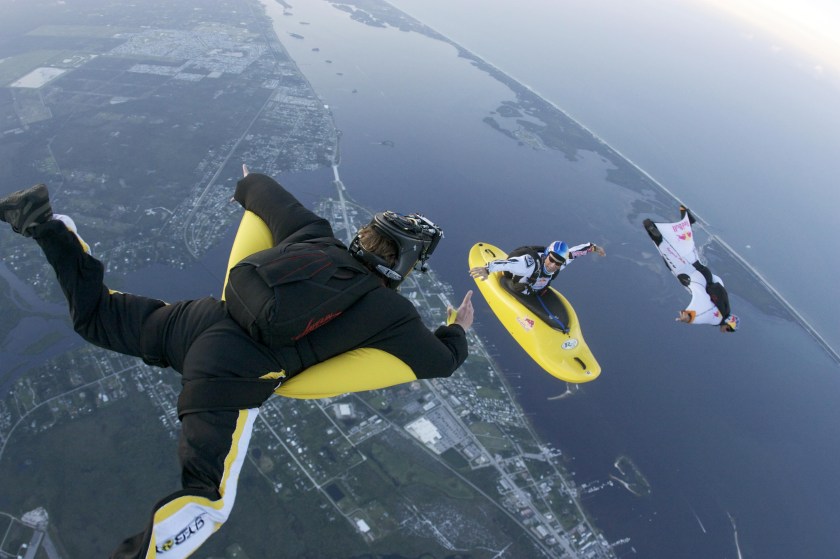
top-left (386, 0), bottom-right (840, 352)
top-left (0, 262), bottom-right (81, 393)
top-left (262, 3), bottom-right (840, 557)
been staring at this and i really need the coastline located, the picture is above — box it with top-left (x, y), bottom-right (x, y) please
top-left (257, 0), bottom-right (618, 554)
top-left (385, 0), bottom-right (839, 364)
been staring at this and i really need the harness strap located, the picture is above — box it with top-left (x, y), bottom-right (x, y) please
top-left (508, 246), bottom-right (551, 288)
top-left (536, 292), bottom-right (568, 333)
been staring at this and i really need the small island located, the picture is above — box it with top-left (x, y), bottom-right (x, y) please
top-left (609, 455), bottom-right (652, 497)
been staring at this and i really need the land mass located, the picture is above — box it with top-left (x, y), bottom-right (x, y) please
top-left (0, 0), bottom-right (616, 557)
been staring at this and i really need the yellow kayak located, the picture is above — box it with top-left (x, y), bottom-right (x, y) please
top-left (469, 242), bottom-right (601, 383)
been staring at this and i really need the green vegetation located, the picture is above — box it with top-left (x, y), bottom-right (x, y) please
top-left (557, 500), bottom-right (582, 530)
top-left (469, 421), bottom-right (513, 452)
top-left (0, 282), bottom-right (25, 341)
top-left (440, 447), bottom-right (469, 470)
top-left (223, 543), bottom-right (251, 559)
top-left (368, 438), bottom-right (473, 500)
top-left (523, 457), bottom-right (555, 481)
top-left (476, 385), bottom-right (506, 400)
top-left (0, 391), bottom-right (180, 558)
top-left (506, 425), bottom-right (542, 453)
top-left (22, 331), bottom-right (65, 355)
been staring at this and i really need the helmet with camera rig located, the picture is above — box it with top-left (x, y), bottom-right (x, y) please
top-left (348, 211), bottom-right (443, 288)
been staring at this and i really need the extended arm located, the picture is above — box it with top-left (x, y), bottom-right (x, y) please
top-left (110, 409), bottom-right (260, 559)
top-left (568, 242), bottom-right (606, 260)
top-left (470, 254), bottom-right (536, 281)
top-left (692, 261), bottom-right (715, 286)
top-left (419, 291), bottom-right (473, 378)
top-left (233, 173), bottom-right (334, 245)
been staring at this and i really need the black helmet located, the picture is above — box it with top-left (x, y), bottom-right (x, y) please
top-left (349, 211), bottom-right (443, 288)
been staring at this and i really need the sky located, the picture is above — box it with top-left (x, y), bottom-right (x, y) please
top-left (388, 0), bottom-right (840, 350)
top-left (704, 0), bottom-right (840, 81)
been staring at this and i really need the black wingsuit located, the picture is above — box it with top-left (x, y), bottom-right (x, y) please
top-left (30, 173), bottom-right (469, 558)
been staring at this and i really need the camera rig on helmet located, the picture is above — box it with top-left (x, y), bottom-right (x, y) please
top-left (348, 211), bottom-right (444, 288)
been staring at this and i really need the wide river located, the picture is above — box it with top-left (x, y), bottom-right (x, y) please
top-left (256, 2), bottom-right (840, 558)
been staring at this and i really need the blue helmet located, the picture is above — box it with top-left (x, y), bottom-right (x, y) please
top-left (545, 241), bottom-right (569, 265)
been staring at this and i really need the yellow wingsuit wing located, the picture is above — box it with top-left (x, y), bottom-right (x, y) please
top-left (222, 210), bottom-right (418, 399)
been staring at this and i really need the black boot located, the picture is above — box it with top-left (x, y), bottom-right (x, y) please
top-left (643, 219), bottom-right (663, 245)
top-left (679, 204), bottom-right (696, 224)
top-left (0, 183), bottom-right (53, 237)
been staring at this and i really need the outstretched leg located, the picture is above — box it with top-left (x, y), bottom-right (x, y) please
top-left (1, 184), bottom-right (223, 368)
top-left (110, 408), bottom-right (259, 558)
top-left (2, 184), bottom-right (165, 357)
top-left (30, 218), bottom-right (170, 362)
top-left (679, 204), bottom-right (696, 224)
top-left (232, 173), bottom-right (334, 246)
top-left (643, 218), bottom-right (663, 245)
top-left (0, 183), bottom-right (52, 236)
top-left (691, 261), bottom-right (715, 286)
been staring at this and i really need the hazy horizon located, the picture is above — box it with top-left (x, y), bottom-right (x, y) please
top-left (389, 0), bottom-right (840, 350)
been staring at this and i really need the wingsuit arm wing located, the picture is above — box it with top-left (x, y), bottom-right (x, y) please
top-left (568, 242), bottom-right (603, 260)
top-left (692, 261), bottom-right (715, 286)
top-left (487, 255), bottom-right (535, 277)
top-left (425, 323), bottom-right (469, 378)
top-left (233, 173), bottom-right (335, 245)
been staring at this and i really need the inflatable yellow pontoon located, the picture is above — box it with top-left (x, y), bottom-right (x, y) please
top-left (222, 210), bottom-right (418, 398)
